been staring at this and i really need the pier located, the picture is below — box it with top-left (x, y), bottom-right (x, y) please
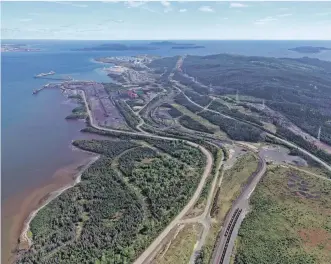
top-left (32, 83), bottom-right (61, 95)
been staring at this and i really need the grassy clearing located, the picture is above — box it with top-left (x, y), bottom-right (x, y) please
top-left (213, 153), bottom-right (258, 220)
top-left (289, 164), bottom-right (331, 180)
top-left (154, 224), bottom-right (202, 264)
top-left (235, 166), bottom-right (331, 264)
top-left (201, 153), bottom-right (259, 264)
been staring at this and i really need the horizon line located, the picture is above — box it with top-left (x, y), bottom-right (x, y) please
top-left (2, 39), bottom-right (331, 41)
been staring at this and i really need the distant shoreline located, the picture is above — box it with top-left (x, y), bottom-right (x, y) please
top-left (289, 46), bottom-right (331, 54)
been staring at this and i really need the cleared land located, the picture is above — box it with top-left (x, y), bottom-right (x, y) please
top-left (235, 166), bottom-right (331, 264)
top-left (153, 224), bottom-right (202, 264)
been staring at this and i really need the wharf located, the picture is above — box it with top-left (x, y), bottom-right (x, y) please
top-left (32, 83), bottom-right (61, 95)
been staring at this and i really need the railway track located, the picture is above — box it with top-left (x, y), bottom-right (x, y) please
top-left (218, 208), bottom-right (242, 264)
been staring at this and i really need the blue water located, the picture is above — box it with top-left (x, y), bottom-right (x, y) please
top-left (2, 40), bottom-right (331, 201)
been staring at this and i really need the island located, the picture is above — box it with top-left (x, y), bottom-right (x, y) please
top-left (288, 46), bottom-right (331, 54)
top-left (171, 45), bottom-right (205, 49)
top-left (1, 43), bottom-right (41, 52)
top-left (149, 41), bottom-right (195, 46)
top-left (73, 43), bottom-right (158, 51)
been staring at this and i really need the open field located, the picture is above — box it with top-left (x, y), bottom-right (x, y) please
top-left (235, 166), bottom-right (331, 264)
top-left (212, 153), bottom-right (259, 219)
top-left (153, 224), bottom-right (202, 264)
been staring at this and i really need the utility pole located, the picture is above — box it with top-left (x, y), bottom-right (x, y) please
top-left (318, 126), bottom-right (322, 141)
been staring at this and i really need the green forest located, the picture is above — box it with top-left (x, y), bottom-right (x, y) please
top-left (18, 138), bottom-right (206, 264)
top-left (198, 111), bottom-right (263, 142)
top-left (184, 90), bottom-right (212, 107)
top-left (174, 93), bottom-right (202, 113)
top-left (179, 115), bottom-right (214, 134)
top-left (114, 99), bottom-right (141, 129)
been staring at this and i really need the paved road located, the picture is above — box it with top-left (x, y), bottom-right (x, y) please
top-left (211, 156), bottom-right (267, 264)
top-left (79, 90), bottom-right (214, 264)
top-left (174, 84), bottom-right (331, 173)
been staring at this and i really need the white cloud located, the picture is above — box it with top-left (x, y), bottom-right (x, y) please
top-left (199, 6), bottom-right (214, 13)
top-left (254, 16), bottom-right (277, 25)
top-left (124, 1), bottom-right (160, 13)
top-left (316, 20), bottom-right (331, 25)
top-left (230, 3), bottom-right (248, 8)
top-left (28, 12), bottom-right (42, 16)
top-left (223, 17), bottom-right (229, 20)
top-left (99, 19), bottom-right (124, 25)
top-left (179, 9), bottom-right (187, 13)
top-left (161, 1), bottom-right (170, 7)
top-left (125, 1), bottom-right (145, 8)
top-left (315, 12), bottom-right (331, 16)
top-left (19, 18), bottom-right (33, 22)
top-left (52, 1), bottom-right (88, 8)
top-left (277, 13), bottom-right (292, 17)
top-left (161, 1), bottom-right (172, 13)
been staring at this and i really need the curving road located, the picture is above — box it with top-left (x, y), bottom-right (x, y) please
top-left (80, 62), bottom-right (331, 264)
top-left (78, 90), bottom-right (214, 264)
top-left (173, 83), bottom-right (331, 173)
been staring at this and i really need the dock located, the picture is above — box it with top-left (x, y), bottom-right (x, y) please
top-left (32, 83), bottom-right (61, 95)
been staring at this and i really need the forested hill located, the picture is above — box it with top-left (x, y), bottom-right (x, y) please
top-left (174, 53), bottom-right (331, 147)
top-left (181, 54), bottom-right (331, 107)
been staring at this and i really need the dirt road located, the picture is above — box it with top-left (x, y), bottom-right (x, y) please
top-left (174, 85), bottom-right (331, 173)
top-left (79, 90), bottom-right (214, 264)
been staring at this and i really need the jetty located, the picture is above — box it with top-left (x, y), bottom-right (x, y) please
top-left (32, 83), bottom-right (61, 95)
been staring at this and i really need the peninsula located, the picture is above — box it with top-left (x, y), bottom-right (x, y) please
top-left (1, 44), bottom-right (41, 52)
top-left (73, 43), bottom-right (157, 51)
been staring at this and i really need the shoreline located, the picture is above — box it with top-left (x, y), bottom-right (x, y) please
top-left (2, 153), bottom-right (99, 264)
top-left (19, 154), bottom-right (100, 250)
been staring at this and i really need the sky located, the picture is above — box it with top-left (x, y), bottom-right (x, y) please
top-left (1, 1), bottom-right (331, 40)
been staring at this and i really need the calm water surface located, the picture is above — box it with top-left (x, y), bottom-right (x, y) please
top-left (2, 40), bottom-right (331, 202)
